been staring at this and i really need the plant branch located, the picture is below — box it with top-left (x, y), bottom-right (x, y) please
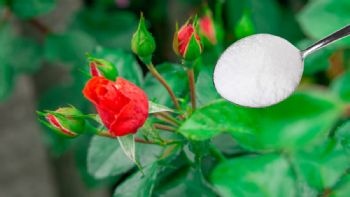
top-left (153, 123), bottom-right (176, 132)
top-left (0, 7), bottom-right (11, 24)
top-left (187, 68), bottom-right (196, 111)
top-left (154, 113), bottom-right (181, 127)
top-left (157, 112), bottom-right (180, 126)
top-left (146, 63), bottom-right (181, 111)
top-left (29, 19), bottom-right (51, 35)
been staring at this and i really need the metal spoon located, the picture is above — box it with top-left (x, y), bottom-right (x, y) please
top-left (302, 25), bottom-right (350, 58)
top-left (213, 25), bottom-right (350, 108)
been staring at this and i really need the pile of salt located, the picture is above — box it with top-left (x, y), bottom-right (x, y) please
top-left (213, 34), bottom-right (303, 108)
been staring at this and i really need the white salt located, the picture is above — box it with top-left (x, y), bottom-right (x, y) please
top-left (213, 34), bottom-right (303, 108)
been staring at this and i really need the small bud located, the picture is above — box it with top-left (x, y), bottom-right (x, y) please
top-left (39, 107), bottom-right (86, 138)
top-left (88, 56), bottom-right (118, 81)
top-left (131, 13), bottom-right (156, 63)
top-left (198, 7), bottom-right (223, 47)
top-left (199, 15), bottom-right (217, 45)
top-left (173, 20), bottom-right (203, 61)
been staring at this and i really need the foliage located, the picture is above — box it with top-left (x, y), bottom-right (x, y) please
top-left (1, 0), bottom-right (350, 196)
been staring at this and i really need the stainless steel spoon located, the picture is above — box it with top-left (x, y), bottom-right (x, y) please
top-left (213, 25), bottom-right (350, 108)
top-left (302, 25), bottom-right (350, 58)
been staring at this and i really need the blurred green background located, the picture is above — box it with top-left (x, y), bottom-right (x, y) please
top-left (1, 0), bottom-right (350, 196)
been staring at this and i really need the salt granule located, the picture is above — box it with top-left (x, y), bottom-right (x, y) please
top-left (213, 34), bottom-right (303, 108)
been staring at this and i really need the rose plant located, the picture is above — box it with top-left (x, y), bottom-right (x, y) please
top-left (35, 2), bottom-right (350, 197)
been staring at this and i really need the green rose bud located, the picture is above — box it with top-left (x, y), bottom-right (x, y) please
top-left (131, 13), bottom-right (156, 63)
top-left (38, 106), bottom-right (86, 138)
top-left (88, 55), bottom-right (118, 81)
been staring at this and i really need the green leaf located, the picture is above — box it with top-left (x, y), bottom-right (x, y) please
top-left (113, 164), bottom-right (158, 197)
top-left (331, 71), bottom-right (350, 102)
top-left (93, 47), bottom-right (143, 86)
top-left (87, 135), bottom-right (162, 179)
top-left (75, 136), bottom-right (119, 188)
top-left (179, 90), bottom-right (343, 151)
top-left (11, 37), bottom-right (42, 74)
top-left (331, 174), bottom-right (350, 197)
top-left (210, 154), bottom-right (296, 197)
top-left (0, 24), bottom-right (15, 101)
top-left (156, 167), bottom-right (217, 196)
top-left (334, 121), bottom-right (350, 154)
top-left (118, 134), bottom-right (136, 164)
top-left (87, 136), bottom-right (134, 179)
top-left (0, 63), bottom-right (14, 101)
top-left (71, 8), bottom-right (137, 50)
top-left (298, 0), bottom-right (350, 47)
top-left (44, 31), bottom-right (97, 66)
top-left (195, 66), bottom-right (220, 107)
top-left (149, 101), bottom-right (173, 113)
top-left (10, 0), bottom-right (56, 19)
top-left (292, 140), bottom-right (350, 191)
top-left (113, 145), bottom-right (185, 197)
top-left (143, 63), bottom-right (188, 107)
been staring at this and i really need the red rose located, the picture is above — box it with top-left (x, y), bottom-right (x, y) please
top-left (83, 76), bottom-right (149, 136)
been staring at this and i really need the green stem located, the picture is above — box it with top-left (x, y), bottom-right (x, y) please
top-left (145, 62), bottom-right (181, 111)
top-left (187, 68), bottom-right (196, 111)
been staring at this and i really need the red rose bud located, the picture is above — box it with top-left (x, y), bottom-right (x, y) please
top-left (40, 107), bottom-right (86, 138)
top-left (199, 15), bottom-right (217, 45)
top-left (88, 56), bottom-right (118, 81)
top-left (173, 22), bottom-right (203, 61)
top-left (83, 76), bottom-right (149, 137)
top-left (131, 13), bottom-right (156, 63)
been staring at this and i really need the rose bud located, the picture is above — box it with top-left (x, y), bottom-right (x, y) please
top-left (198, 7), bottom-right (223, 47)
top-left (82, 76), bottom-right (149, 137)
top-left (199, 15), bottom-right (217, 45)
top-left (173, 20), bottom-right (203, 61)
top-left (39, 107), bottom-right (86, 138)
top-left (88, 56), bottom-right (118, 81)
top-left (131, 13), bottom-right (156, 64)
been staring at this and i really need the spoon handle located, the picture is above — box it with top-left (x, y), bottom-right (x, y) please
top-left (301, 24), bottom-right (350, 59)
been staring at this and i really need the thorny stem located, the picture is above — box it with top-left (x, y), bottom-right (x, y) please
top-left (146, 63), bottom-right (181, 111)
top-left (157, 112), bottom-right (180, 126)
top-left (154, 114), bottom-right (177, 126)
top-left (187, 68), bottom-right (196, 111)
top-left (153, 123), bottom-right (176, 132)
